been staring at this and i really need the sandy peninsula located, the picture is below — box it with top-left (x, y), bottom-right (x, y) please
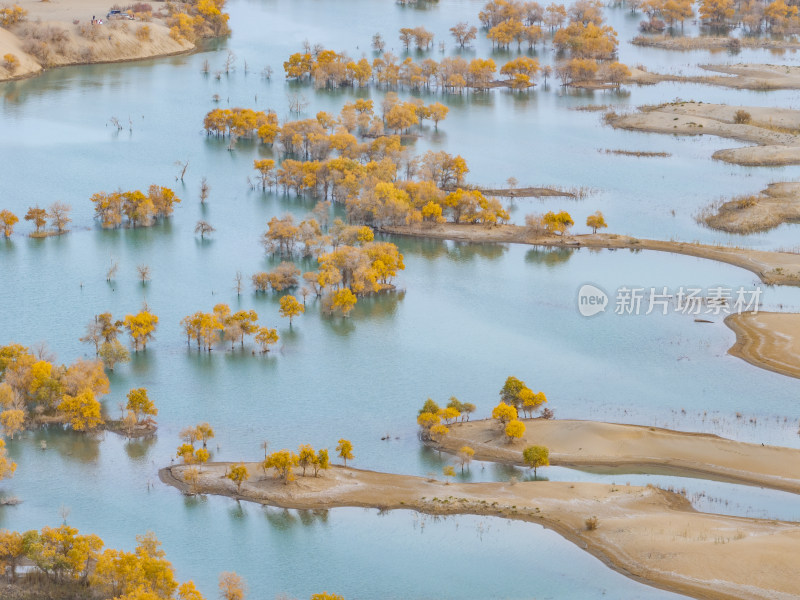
top-left (607, 101), bottom-right (800, 166)
top-left (631, 34), bottom-right (800, 52)
top-left (381, 222), bottom-right (800, 287)
top-left (630, 63), bottom-right (800, 91)
top-left (697, 182), bottom-right (800, 234)
top-left (435, 418), bottom-right (800, 494)
top-left (726, 311), bottom-right (800, 380)
top-left (0, 0), bottom-right (194, 82)
top-left (161, 462), bottom-right (800, 600)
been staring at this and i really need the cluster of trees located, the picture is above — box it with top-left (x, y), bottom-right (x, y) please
top-left (416, 397), bottom-right (476, 442)
top-left (90, 185), bottom-right (181, 228)
top-left (0, 526), bottom-right (220, 600)
top-left (256, 214), bottom-right (404, 316)
top-left (0, 4), bottom-right (26, 27)
top-left (209, 102), bottom-right (514, 236)
top-left (399, 26), bottom-right (435, 50)
top-left (499, 375), bottom-right (548, 418)
top-left (525, 209), bottom-right (607, 236)
top-left (0, 203), bottom-right (71, 238)
top-left (263, 444), bottom-right (331, 484)
top-left (284, 46), bottom-right (553, 91)
top-left (81, 309), bottom-right (159, 362)
top-left (117, 387), bottom-right (158, 436)
top-left (167, 0), bottom-right (230, 43)
top-left (629, 0), bottom-right (800, 32)
top-left (477, 0), bottom-right (630, 86)
top-left (206, 101), bottom-right (445, 149)
top-left (492, 401), bottom-right (527, 441)
top-left (179, 304), bottom-right (280, 351)
top-left (0, 343), bottom-right (111, 435)
top-left (176, 422), bottom-right (215, 468)
top-left (634, 0), bottom-right (694, 31)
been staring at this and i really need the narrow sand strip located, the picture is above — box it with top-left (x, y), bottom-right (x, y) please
top-left (161, 463), bottom-right (800, 600)
top-left (436, 419), bottom-right (800, 494)
top-left (381, 223), bottom-right (800, 287)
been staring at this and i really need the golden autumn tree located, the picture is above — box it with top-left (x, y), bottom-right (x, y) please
top-left (297, 444), bottom-right (316, 476)
top-left (1, 409), bottom-right (25, 439)
top-left (336, 438), bottom-right (353, 466)
top-left (523, 445), bottom-right (550, 476)
top-left (698, 0), bottom-right (734, 23)
top-left (330, 288), bottom-right (357, 317)
top-left (0, 210), bottom-right (18, 237)
top-left (0, 530), bottom-right (24, 581)
top-left (279, 295), bottom-right (305, 325)
top-left (126, 388), bottom-right (157, 424)
top-left (311, 593), bottom-right (345, 600)
top-left (505, 419), bottom-right (526, 441)
top-left (254, 327), bottom-right (279, 353)
top-left (492, 401), bottom-right (517, 425)
top-left (58, 390), bottom-right (104, 432)
top-left (124, 310), bottom-right (159, 351)
top-left (24, 206), bottom-right (47, 235)
top-left (226, 463), bottom-right (249, 493)
top-left (219, 572), bottom-right (246, 600)
top-left (264, 449), bottom-right (299, 483)
top-left (586, 210), bottom-right (607, 233)
top-left (0, 440), bottom-right (16, 481)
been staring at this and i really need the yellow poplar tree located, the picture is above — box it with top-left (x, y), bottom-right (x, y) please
top-left (226, 463), bottom-right (249, 493)
top-left (58, 390), bottom-right (104, 432)
top-left (279, 295), bottom-right (304, 325)
top-left (336, 439), bottom-right (353, 466)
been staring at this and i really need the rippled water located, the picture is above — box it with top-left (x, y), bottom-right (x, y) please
top-left (2, 0), bottom-right (800, 597)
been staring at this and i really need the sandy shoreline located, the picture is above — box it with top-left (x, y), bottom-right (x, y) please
top-left (380, 222), bottom-right (800, 287)
top-left (435, 419), bottom-right (800, 494)
top-left (630, 63), bottom-right (800, 91)
top-left (607, 101), bottom-right (800, 166)
top-left (0, 0), bottom-right (196, 82)
top-left (725, 311), bottom-right (800, 380)
top-left (161, 462), bottom-right (800, 600)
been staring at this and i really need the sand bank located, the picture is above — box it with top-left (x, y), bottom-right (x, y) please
top-left (698, 182), bottom-right (800, 234)
top-left (631, 34), bottom-right (800, 52)
top-left (630, 63), bottom-right (800, 91)
top-left (726, 311), bottom-right (800, 379)
top-left (161, 462), bottom-right (800, 600)
top-left (607, 101), bottom-right (800, 166)
top-left (380, 223), bottom-right (800, 287)
top-left (435, 419), bottom-right (800, 494)
top-left (0, 0), bottom-right (194, 82)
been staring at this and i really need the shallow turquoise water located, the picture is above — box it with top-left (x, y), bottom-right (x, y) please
top-left (2, 0), bottom-right (800, 597)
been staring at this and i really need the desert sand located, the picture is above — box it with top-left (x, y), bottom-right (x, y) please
top-left (161, 462), bottom-right (800, 600)
top-left (381, 222), bottom-right (800, 287)
top-left (607, 101), bottom-right (800, 166)
top-left (436, 418), bottom-right (800, 494)
top-left (726, 311), bottom-right (800, 379)
top-left (0, 0), bottom-right (193, 82)
top-left (697, 182), bottom-right (800, 234)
